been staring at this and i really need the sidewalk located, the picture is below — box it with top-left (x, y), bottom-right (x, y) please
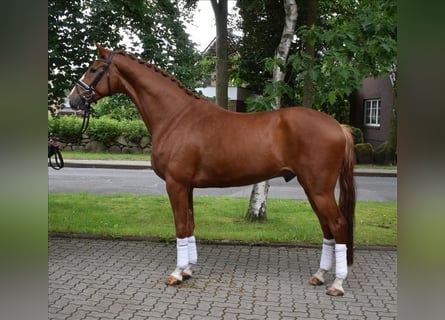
top-left (62, 159), bottom-right (397, 177)
top-left (49, 237), bottom-right (397, 320)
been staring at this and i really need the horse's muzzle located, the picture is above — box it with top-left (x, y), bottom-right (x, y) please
top-left (68, 94), bottom-right (89, 111)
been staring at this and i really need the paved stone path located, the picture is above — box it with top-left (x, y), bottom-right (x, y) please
top-left (49, 237), bottom-right (397, 320)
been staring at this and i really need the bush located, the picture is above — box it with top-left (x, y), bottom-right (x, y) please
top-left (92, 94), bottom-right (141, 121)
top-left (48, 115), bottom-right (83, 142)
top-left (354, 143), bottom-right (374, 164)
top-left (349, 126), bottom-right (364, 145)
top-left (48, 116), bottom-right (150, 149)
top-left (373, 142), bottom-right (389, 165)
top-left (120, 120), bottom-right (149, 144)
top-left (87, 117), bottom-right (122, 144)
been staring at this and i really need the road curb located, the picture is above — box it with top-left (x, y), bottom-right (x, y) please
top-left (60, 159), bottom-right (397, 177)
top-left (48, 232), bottom-right (397, 251)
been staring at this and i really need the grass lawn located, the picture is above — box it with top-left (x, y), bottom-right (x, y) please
top-left (61, 150), bottom-right (151, 161)
top-left (49, 192), bottom-right (397, 246)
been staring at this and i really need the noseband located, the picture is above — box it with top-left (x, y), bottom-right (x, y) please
top-left (74, 51), bottom-right (115, 134)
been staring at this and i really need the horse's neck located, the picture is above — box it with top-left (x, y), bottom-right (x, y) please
top-left (114, 56), bottom-right (192, 137)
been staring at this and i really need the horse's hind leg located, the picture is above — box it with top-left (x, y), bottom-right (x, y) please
top-left (300, 177), bottom-right (349, 296)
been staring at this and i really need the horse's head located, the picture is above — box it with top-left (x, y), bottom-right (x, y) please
top-left (67, 43), bottom-right (116, 111)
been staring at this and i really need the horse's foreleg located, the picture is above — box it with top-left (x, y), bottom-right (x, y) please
top-left (165, 182), bottom-right (197, 285)
top-left (182, 188), bottom-right (197, 280)
top-left (181, 235), bottom-right (197, 280)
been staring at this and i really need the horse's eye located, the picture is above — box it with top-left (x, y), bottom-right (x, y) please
top-left (89, 67), bottom-right (97, 73)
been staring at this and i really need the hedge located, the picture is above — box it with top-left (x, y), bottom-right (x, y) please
top-left (48, 116), bottom-right (149, 144)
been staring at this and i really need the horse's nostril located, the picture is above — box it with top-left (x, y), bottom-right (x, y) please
top-left (68, 96), bottom-right (80, 110)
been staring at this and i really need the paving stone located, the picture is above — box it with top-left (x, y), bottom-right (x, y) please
top-left (49, 237), bottom-right (397, 319)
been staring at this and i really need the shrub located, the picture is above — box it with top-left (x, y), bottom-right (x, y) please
top-left (373, 142), bottom-right (389, 165)
top-left (349, 126), bottom-right (364, 145)
top-left (121, 120), bottom-right (149, 144)
top-left (87, 116), bottom-right (122, 144)
top-left (48, 115), bottom-right (59, 136)
top-left (93, 94), bottom-right (141, 121)
top-left (48, 115), bottom-right (151, 149)
top-left (48, 115), bottom-right (83, 142)
top-left (354, 143), bottom-right (374, 164)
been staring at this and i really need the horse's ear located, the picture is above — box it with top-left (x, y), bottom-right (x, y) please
top-left (95, 43), bottom-right (108, 58)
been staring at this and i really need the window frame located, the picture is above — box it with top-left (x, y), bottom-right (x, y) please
top-left (363, 98), bottom-right (381, 128)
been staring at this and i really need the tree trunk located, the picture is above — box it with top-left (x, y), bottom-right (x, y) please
top-left (245, 0), bottom-right (298, 222)
top-left (245, 180), bottom-right (269, 222)
top-left (302, 0), bottom-right (317, 108)
top-left (385, 68), bottom-right (397, 164)
top-left (211, 0), bottom-right (229, 109)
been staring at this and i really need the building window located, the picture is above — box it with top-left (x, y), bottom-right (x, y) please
top-left (364, 99), bottom-right (381, 127)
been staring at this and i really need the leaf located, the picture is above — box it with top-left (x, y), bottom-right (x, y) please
top-left (328, 91), bottom-right (337, 105)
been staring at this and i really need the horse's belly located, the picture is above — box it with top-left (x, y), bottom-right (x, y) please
top-left (192, 164), bottom-right (285, 188)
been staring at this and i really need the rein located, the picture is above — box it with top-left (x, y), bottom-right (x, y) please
top-left (48, 148), bottom-right (64, 170)
top-left (48, 139), bottom-right (64, 170)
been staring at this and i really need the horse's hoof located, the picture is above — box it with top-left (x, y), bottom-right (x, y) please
top-left (326, 286), bottom-right (344, 296)
top-left (181, 271), bottom-right (192, 280)
top-left (309, 276), bottom-right (324, 286)
top-left (165, 275), bottom-right (182, 286)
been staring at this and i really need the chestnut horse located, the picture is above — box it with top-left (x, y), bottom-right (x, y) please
top-left (68, 44), bottom-right (356, 296)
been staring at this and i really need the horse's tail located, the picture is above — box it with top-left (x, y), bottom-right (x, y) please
top-left (339, 125), bottom-right (356, 265)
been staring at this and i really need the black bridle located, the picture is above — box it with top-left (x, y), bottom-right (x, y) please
top-left (74, 51), bottom-right (116, 134)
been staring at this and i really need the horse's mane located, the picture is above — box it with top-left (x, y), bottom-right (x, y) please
top-left (116, 50), bottom-right (203, 100)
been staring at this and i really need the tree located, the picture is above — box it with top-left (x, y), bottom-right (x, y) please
top-left (245, 0), bottom-right (298, 222)
top-left (301, 0), bottom-right (317, 108)
top-left (385, 68), bottom-right (397, 164)
top-left (237, 0), bottom-right (396, 124)
top-left (236, 0), bottom-right (285, 94)
top-left (210, 0), bottom-right (229, 108)
top-left (48, 0), bottom-right (201, 108)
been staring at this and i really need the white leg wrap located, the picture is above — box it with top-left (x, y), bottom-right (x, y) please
top-left (182, 264), bottom-right (193, 277)
top-left (176, 237), bottom-right (189, 269)
top-left (320, 238), bottom-right (335, 271)
top-left (187, 236), bottom-right (198, 264)
top-left (170, 267), bottom-right (183, 281)
top-left (331, 277), bottom-right (344, 293)
top-left (313, 268), bottom-right (328, 283)
top-left (335, 244), bottom-right (348, 279)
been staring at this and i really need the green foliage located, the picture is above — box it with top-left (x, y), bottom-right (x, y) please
top-left (48, 115), bottom-right (149, 145)
top-left (238, 0), bottom-right (397, 123)
top-left (349, 126), bottom-right (364, 145)
top-left (86, 117), bottom-right (122, 144)
top-left (196, 56), bottom-right (216, 87)
top-left (237, 0), bottom-right (285, 93)
top-left (48, 116), bottom-right (83, 142)
top-left (120, 120), bottom-right (149, 144)
top-left (48, 0), bottom-right (202, 106)
top-left (93, 94), bottom-right (141, 121)
top-left (354, 143), bottom-right (374, 164)
top-left (297, 0), bottom-right (397, 118)
top-left (245, 80), bottom-right (293, 112)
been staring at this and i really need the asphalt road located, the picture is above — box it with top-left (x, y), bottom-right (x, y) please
top-left (48, 167), bottom-right (397, 202)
